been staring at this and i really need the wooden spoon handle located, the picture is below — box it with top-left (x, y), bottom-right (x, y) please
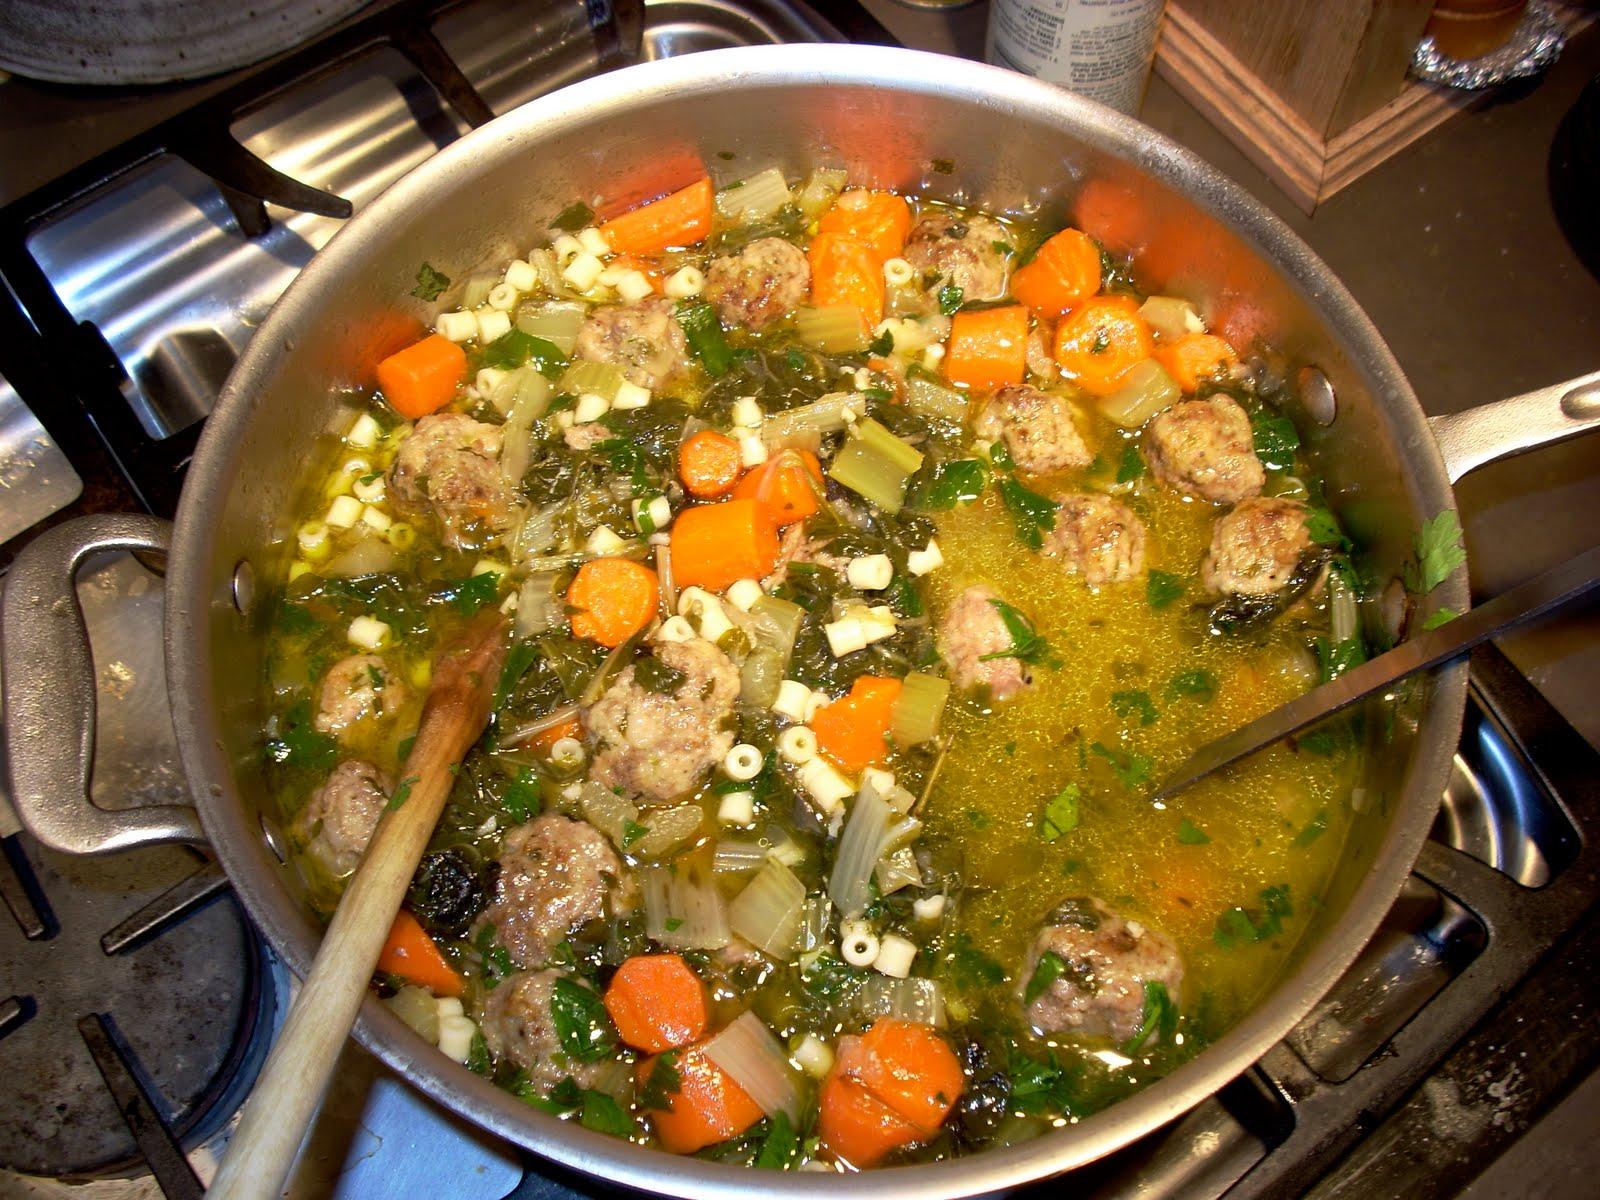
top-left (206, 616), bottom-right (507, 1200)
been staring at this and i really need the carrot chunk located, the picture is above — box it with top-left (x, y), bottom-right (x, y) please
top-left (812, 675), bottom-right (903, 774)
top-left (730, 449), bottom-right (823, 526)
top-left (603, 954), bottom-right (710, 1054)
top-left (943, 305), bottom-right (1028, 391)
top-left (669, 499), bottom-right (781, 592)
top-left (678, 430), bottom-right (745, 500)
top-left (638, 1046), bottom-right (763, 1155)
top-left (376, 333), bottom-right (467, 420)
top-left (1053, 294), bottom-right (1155, 396)
top-left (599, 177), bottom-right (713, 255)
top-left (817, 190), bottom-right (913, 264)
top-left (817, 1072), bottom-right (922, 1168)
top-left (808, 232), bottom-right (885, 330)
top-left (377, 910), bottom-right (464, 998)
top-left (1009, 228), bottom-right (1103, 317)
top-left (566, 558), bottom-right (660, 648)
top-left (835, 1019), bottom-right (965, 1135)
top-left (1154, 332), bottom-right (1239, 392)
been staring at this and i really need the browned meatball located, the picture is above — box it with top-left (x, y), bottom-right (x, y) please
top-left (477, 970), bottom-right (602, 1092)
top-left (1145, 396), bottom-right (1264, 504)
top-left (704, 237), bottom-right (810, 330)
top-left (1044, 493), bottom-right (1147, 585)
top-left (1019, 898), bottom-right (1184, 1044)
top-left (474, 814), bottom-right (628, 969)
top-left (387, 412), bottom-right (519, 551)
top-left (313, 654), bottom-right (410, 742)
top-left (973, 384), bottom-right (1092, 475)
top-left (903, 211), bottom-right (1010, 303)
top-left (937, 585), bottom-right (1033, 703)
top-left (1202, 496), bottom-right (1312, 596)
top-left (574, 295), bottom-right (690, 391)
top-left (587, 637), bottom-right (740, 802)
top-left (295, 759), bottom-right (390, 876)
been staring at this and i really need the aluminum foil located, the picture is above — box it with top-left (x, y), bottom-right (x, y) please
top-left (1411, 1), bottom-right (1567, 90)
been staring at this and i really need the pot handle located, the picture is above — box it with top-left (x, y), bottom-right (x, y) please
top-left (1428, 370), bottom-right (1600, 484)
top-left (2, 513), bottom-right (206, 854)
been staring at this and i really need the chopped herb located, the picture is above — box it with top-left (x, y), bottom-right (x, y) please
top-left (998, 476), bottom-right (1059, 550)
top-left (550, 201), bottom-right (594, 232)
top-left (1006, 1049), bottom-right (1081, 1117)
top-left (785, 347), bottom-right (807, 371)
top-left (1111, 689), bottom-right (1158, 726)
top-left (1176, 818), bottom-right (1211, 845)
top-left (1122, 980), bottom-right (1178, 1053)
top-left (1167, 669), bottom-right (1217, 702)
top-left (965, 808), bottom-right (990, 829)
top-left (579, 1091), bottom-right (634, 1137)
top-left (1405, 510), bottom-right (1467, 594)
top-left (989, 440), bottom-right (1015, 472)
top-left (633, 655), bottom-right (687, 695)
top-left (474, 923), bottom-right (515, 988)
top-left (1214, 884), bottom-right (1292, 948)
top-left (937, 284), bottom-right (964, 315)
top-left (755, 1112), bottom-right (800, 1170)
top-left (1146, 570), bottom-right (1184, 609)
top-left (1249, 408), bottom-right (1300, 471)
top-left (1421, 607), bottom-right (1460, 631)
top-left (495, 640), bottom-right (539, 711)
top-left (410, 262), bottom-right (451, 301)
top-left (1305, 505), bottom-right (1350, 549)
top-left (1115, 443), bottom-right (1146, 484)
top-left (676, 299), bottom-right (735, 376)
top-left (944, 932), bottom-right (1007, 989)
top-left (1022, 950), bottom-right (1068, 1005)
top-left (868, 328), bottom-right (895, 357)
top-left (1296, 725), bottom-right (1349, 757)
top-left (276, 601), bottom-right (321, 635)
top-left (517, 1074), bottom-right (584, 1114)
top-left (386, 775), bottom-right (419, 812)
top-left (501, 768), bottom-right (541, 822)
top-left (444, 572), bottom-right (500, 615)
top-left (466, 1032), bottom-right (493, 1076)
top-left (916, 459), bottom-right (990, 510)
top-left (980, 598), bottom-right (1056, 667)
top-left (549, 977), bottom-right (614, 1061)
top-left (264, 698), bottom-right (338, 772)
top-left (1040, 784), bottom-right (1080, 842)
top-left (638, 1050), bottom-right (681, 1111)
top-left (1090, 328), bottom-right (1111, 354)
top-left (479, 329), bottom-right (568, 378)
top-left (366, 663), bottom-right (387, 689)
top-left (621, 818), bottom-right (648, 850)
top-left (1293, 810), bottom-right (1329, 847)
top-left (664, 916), bottom-right (685, 932)
top-left (396, 735), bottom-right (416, 763)
top-left (1091, 742), bottom-right (1153, 789)
top-left (885, 574), bottom-right (924, 618)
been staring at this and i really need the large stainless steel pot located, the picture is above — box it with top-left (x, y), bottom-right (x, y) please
top-left (6, 44), bottom-right (1599, 1198)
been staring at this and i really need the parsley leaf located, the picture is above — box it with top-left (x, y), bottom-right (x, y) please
top-left (1122, 980), bottom-right (1178, 1053)
top-left (1040, 785), bottom-right (1080, 842)
top-left (1176, 817), bottom-right (1210, 845)
top-left (638, 1050), bottom-right (681, 1111)
top-left (1091, 742), bottom-right (1153, 789)
top-left (937, 284), bottom-right (964, 315)
top-left (550, 201), bottom-right (594, 232)
top-left (1111, 689), bottom-right (1158, 726)
top-left (915, 458), bottom-right (989, 509)
top-left (1146, 570), bottom-right (1184, 609)
top-left (386, 775), bottom-right (419, 812)
top-left (980, 598), bottom-right (1056, 667)
top-left (1022, 950), bottom-right (1068, 1005)
top-left (1405, 510), bottom-right (1467, 594)
top-left (1421, 607), bottom-right (1460, 631)
top-left (1167, 668), bottom-right (1217, 702)
top-left (1249, 408), bottom-right (1300, 471)
top-left (1115, 442), bottom-right (1146, 484)
top-left (998, 477), bottom-right (1059, 550)
top-left (621, 818), bottom-right (648, 850)
top-left (501, 768), bottom-right (541, 822)
top-left (754, 1112), bottom-right (800, 1170)
top-left (1315, 635), bottom-right (1366, 682)
top-left (264, 698), bottom-right (338, 773)
top-left (579, 1090), bottom-right (634, 1137)
top-left (410, 262), bottom-right (451, 301)
top-left (549, 977), bottom-right (614, 1061)
top-left (1214, 884), bottom-right (1292, 948)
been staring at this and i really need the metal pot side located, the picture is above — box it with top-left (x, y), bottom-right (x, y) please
top-left (165, 45), bottom-right (1467, 1198)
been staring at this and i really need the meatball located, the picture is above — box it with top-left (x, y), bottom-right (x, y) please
top-left (1145, 396), bottom-right (1264, 504)
top-left (937, 585), bottom-right (1033, 702)
top-left (903, 211), bottom-right (1010, 303)
top-left (1202, 496), bottom-right (1313, 596)
top-left (574, 295), bottom-right (690, 391)
top-left (295, 759), bottom-right (390, 876)
top-left (313, 654), bottom-right (410, 742)
top-left (477, 969), bottom-right (602, 1092)
top-left (1019, 898), bottom-right (1184, 1044)
top-left (704, 237), bottom-right (810, 330)
top-left (387, 412), bottom-right (519, 551)
top-left (973, 384), bottom-right (1092, 475)
top-left (1044, 493), bottom-right (1147, 585)
top-left (587, 637), bottom-right (740, 802)
top-left (475, 814), bottom-right (628, 969)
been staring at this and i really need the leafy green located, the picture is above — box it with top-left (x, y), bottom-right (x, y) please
top-left (980, 598), bottom-right (1056, 667)
top-left (676, 299), bottom-right (735, 376)
top-left (1115, 443), bottom-right (1146, 484)
top-left (1166, 669), bottom-right (1217, 702)
top-left (1006, 1050), bottom-right (1082, 1117)
top-left (501, 768), bottom-right (541, 823)
top-left (1292, 809), bottom-right (1329, 847)
top-left (1304, 505), bottom-right (1349, 549)
top-left (579, 1090), bottom-right (634, 1137)
top-left (550, 201), bottom-right (594, 232)
top-left (1122, 980), bottom-right (1178, 1053)
top-left (443, 572), bottom-right (500, 616)
top-left (944, 933), bottom-right (1007, 990)
top-left (998, 477), bottom-right (1059, 549)
top-left (1315, 636), bottom-right (1366, 682)
top-left (937, 284), bottom-right (964, 315)
top-left (1421, 607), bottom-right (1460, 631)
top-left (1111, 689), bottom-right (1158, 726)
top-left (1176, 818), bottom-right (1210, 845)
top-left (473, 922), bottom-right (515, 989)
top-left (479, 329), bottom-right (568, 378)
top-left (868, 328), bottom-right (895, 357)
top-left (410, 262), bottom-right (451, 301)
top-left (914, 459), bottom-right (988, 509)
top-left (1040, 785), bottom-right (1081, 842)
top-left (386, 775), bottom-right (419, 812)
top-left (638, 1049), bottom-right (681, 1111)
top-left (1022, 950), bottom-right (1068, 1006)
top-left (621, 819), bottom-right (648, 850)
top-left (264, 698), bottom-right (338, 773)
top-left (1249, 408), bottom-right (1300, 471)
top-left (276, 601), bottom-right (321, 636)
top-left (1091, 742), bottom-right (1153, 789)
top-left (1214, 884), bottom-right (1292, 948)
top-left (495, 640), bottom-right (539, 711)
top-left (754, 1112), bottom-right (801, 1170)
top-left (515, 1073), bottom-right (583, 1114)
top-left (633, 655), bottom-right (687, 695)
top-left (467, 1032), bottom-right (493, 1076)
top-left (549, 977), bottom-right (614, 1061)
top-left (1405, 511), bottom-right (1467, 593)
top-left (1146, 570), bottom-right (1184, 609)
top-left (1296, 725), bottom-right (1350, 757)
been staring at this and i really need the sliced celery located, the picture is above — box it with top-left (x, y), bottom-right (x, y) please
top-left (740, 646), bottom-right (783, 709)
top-left (557, 359), bottom-right (624, 402)
top-left (514, 300), bottom-right (586, 354)
top-left (828, 419), bottom-right (923, 515)
top-left (760, 391), bottom-right (867, 446)
top-left (795, 167), bottom-right (849, 219)
top-left (795, 304), bottom-right (869, 354)
top-left (1098, 358), bottom-right (1180, 429)
top-left (905, 373), bottom-right (970, 424)
top-left (728, 859), bottom-right (807, 959)
top-left (715, 167), bottom-right (793, 223)
top-left (747, 594), bottom-right (805, 673)
top-left (891, 671), bottom-right (949, 745)
top-left (1139, 295), bottom-right (1204, 340)
top-left (498, 370), bottom-right (552, 483)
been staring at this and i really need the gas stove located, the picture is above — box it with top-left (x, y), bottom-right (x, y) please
top-left (1, 2), bottom-right (1598, 1198)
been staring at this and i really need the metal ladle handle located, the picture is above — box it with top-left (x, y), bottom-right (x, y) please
top-left (2, 513), bottom-right (205, 854)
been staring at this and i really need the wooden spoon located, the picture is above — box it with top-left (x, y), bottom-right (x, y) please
top-left (206, 614), bottom-right (509, 1200)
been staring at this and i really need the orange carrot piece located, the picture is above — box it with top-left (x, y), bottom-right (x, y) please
top-left (943, 305), bottom-right (1029, 392)
top-left (1154, 332), bottom-right (1239, 392)
top-left (528, 715), bottom-right (583, 755)
top-left (808, 232), bottom-right (885, 330)
top-left (678, 430), bottom-right (745, 500)
top-left (1009, 228), bottom-right (1103, 317)
top-left (1053, 294), bottom-right (1155, 396)
top-left (816, 190), bottom-right (913, 264)
top-left (638, 1046), bottom-right (763, 1155)
top-left (731, 449), bottom-right (823, 526)
top-left (599, 177), bottom-right (714, 255)
top-left (377, 910), bottom-right (464, 998)
top-left (817, 1072), bottom-right (923, 1168)
top-left (669, 499), bottom-right (781, 592)
top-left (566, 558), bottom-right (661, 648)
top-left (376, 333), bottom-right (467, 420)
top-left (834, 1018), bottom-right (965, 1136)
top-left (812, 675), bottom-right (903, 774)
top-left (603, 954), bottom-right (710, 1054)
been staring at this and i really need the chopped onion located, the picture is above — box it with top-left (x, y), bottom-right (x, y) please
top-left (1139, 295), bottom-right (1205, 340)
top-left (747, 595), bottom-right (804, 669)
top-left (856, 976), bottom-right (946, 1028)
top-left (829, 782), bottom-right (892, 917)
top-left (641, 863), bottom-right (729, 950)
top-left (882, 816), bottom-right (922, 854)
top-left (460, 271), bottom-right (498, 310)
top-left (740, 645), bottom-right (784, 709)
top-left (713, 838), bottom-right (768, 875)
top-left (514, 300), bottom-right (587, 354)
top-left (729, 859), bottom-right (806, 959)
top-left (702, 1011), bottom-right (804, 1121)
top-left (715, 167), bottom-right (793, 223)
top-left (512, 502), bottom-right (564, 561)
top-left (322, 532), bottom-right (398, 578)
top-left (524, 248), bottom-right (564, 295)
top-left (512, 571), bottom-right (561, 638)
top-left (385, 985), bottom-right (441, 1043)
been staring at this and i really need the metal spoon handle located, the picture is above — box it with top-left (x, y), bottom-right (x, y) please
top-left (1153, 545), bottom-right (1600, 802)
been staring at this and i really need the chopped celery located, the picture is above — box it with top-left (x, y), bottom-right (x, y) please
top-left (891, 671), bottom-right (949, 746)
top-left (795, 167), bottom-right (849, 219)
top-left (728, 859), bottom-right (807, 959)
top-left (676, 299), bottom-right (735, 376)
top-left (874, 846), bottom-right (921, 895)
top-left (857, 418), bottom-right (924, 473)
top-left (760, 391), bottom-right (867, 446)
top-left (1140, 295), bottom-right (1205, 340)
top-left (748, 595), bottom-right (805, 669)
top-left (499, 370), bottom-right (552, 484)
top-left (1098, 358), bottom-right (1180, 429)
top-left (740, 646), bottom-right (784, 709)
top-left (460, 272), bottom-right (499, 310)
top-left (514, 300), bottom-right (587, 354)
top-left (558, 360), bottom-right (625, 402)
top-left (828, 419), bottom-right (923, 515)
top-left (795, 304), bottom-right (869, 354)
top-left (905, 373), bottom-right (970, 423)
top-left (829, 784), bottom-right (891, 917)
top-left (641, 862), bottom-right (729, 950)
top-left (715, 167), bottom-right (793, 223)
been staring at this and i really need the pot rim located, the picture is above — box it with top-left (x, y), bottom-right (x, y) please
top-left (167, 43), bottom-right (1465, 1197)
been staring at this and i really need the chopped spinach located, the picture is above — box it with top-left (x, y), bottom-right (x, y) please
top-left (1146, 570), bottom-right (1184, 609)
top-left (264, 698), bottom-right (338, 773)
top-left (914, 459), bottom-right (989, 510)
top-left (1022, 950), bottom-right (1068, 1005)
top-left (1214, 884), bottom-right (1292, 948)
top-left (549, 977), bottom-right (615, 1061)
top-left (1122, 980), bottom-right (1178, 1053)
top-left (944, 933), bottom-right (1007, 990)
top-left (1111, 689), bottom-right (1158, 726)
top-left (638, 1050), bottom-right (681, 1111)
top-left (676, 299), bottom-right (735, 376)
top-left (1115, 443), bottom-right (1146, 484)
top-left (1176, 818), bottom-right (1210, 845)
top-left (997, 477), bottom-right (1059, 550)
top-left (980, 598), bottom-right (1056, 667)
top-left (1292, 810), bottom-right (1329, 847)
top-left (754, 1112), bottom-right (801, 1170)
top-left (1249, 407), bottom-right (1300, 471)
top-left (1040, 784), bottom-right (1081, 842)
top-left (442, 572), bottom-right (501, 616)
top-left (1166, 669), bottom-right (1217, 702)
top-left (633, 655), bottom-right (687, 695)
top-left (1091, 742), bottom-right (1153, 789)
top-left (938, 285), bottom-right (964, 315)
